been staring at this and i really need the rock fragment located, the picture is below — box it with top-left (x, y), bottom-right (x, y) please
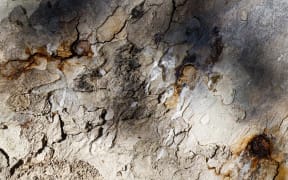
top-left (97, 8), bottom-right (127, 42)
top-left (47, 114), bottom-right (64, 144)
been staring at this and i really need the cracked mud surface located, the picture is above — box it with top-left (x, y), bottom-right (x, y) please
top-left (1, 0), bottom-right (288, 179)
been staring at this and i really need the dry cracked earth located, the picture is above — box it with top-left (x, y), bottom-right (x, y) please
top-left (0, 0), bottom-right (288, 179)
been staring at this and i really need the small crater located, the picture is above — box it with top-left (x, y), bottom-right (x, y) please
top-left (247, 134), bottom-right (271, 159)
top-left (72, 40), bottom-right (93, 57)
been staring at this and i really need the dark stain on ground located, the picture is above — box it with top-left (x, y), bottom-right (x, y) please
top-left (207, 26), bottom-right (224, 64)
top-left (29, 0), bottom-right (83, 32)
top-left (72, 67), bottom-right (105, 92)
top-left (153, 33), bottom-right (164, 45)
top-left (0, 47), bottom-right (50, 79)
top-left (131, 2), bottom-right (144, 19)
top-left (247, 134), bottom-right (271, 159)
top-left (237, 38), bottom-right (274, 89)
top-left (73, 74), bottom-right (94, 92)
top-left (234, 36), bottom-right (281, 118)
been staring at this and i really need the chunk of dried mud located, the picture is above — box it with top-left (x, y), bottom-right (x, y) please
top-left (10, 159), bottom-right (103, 179)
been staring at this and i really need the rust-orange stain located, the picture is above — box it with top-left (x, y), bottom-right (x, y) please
top-left (57, 41), bottom-right (73, 58)
top-left (0, 40), bottom-right (94, 80)
top-left (165, 65), bottom-right (198, 109)
top-left (231, 134), bottom-right (256, 156)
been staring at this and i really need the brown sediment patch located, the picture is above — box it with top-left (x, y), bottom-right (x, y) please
top-left (164, 91), bottom-right (179, 109)
top-left (176, 65), bottom-right (197, 88)
top-left (56, 41), bottom-right (73, 58)
top-left (0, 60), bottom-right (32, 79)
top-left (20, 119), bottom-right (32, 129)
top-left (164, 65), bottom-right (197, 109)
top-left (0, 46), bottom-right (52, 79)
top-left (275, 164), bottom-right (288, 180)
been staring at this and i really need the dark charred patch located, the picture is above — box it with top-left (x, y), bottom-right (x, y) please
top-left (182, 53), bottom-right (197, 65)
top-left (73, 74), bottom-right (94, 92)
top-left (131, 2), bottom-right (144, 19)
top-left (72, 68), bottom-right (105, 92)
top-left (47, 1), bottom-right (53, 9)
top-left (206, 26), bottom-right (224, 65)
top-left (116, 44), bottom-right (142, 73)
top-left (163, 16), bottom-right (205, 45)
top-left (237, 37), bottom-right (275, 89)
top-left (109, 43), bottom-right (151, 123)
top-left (154, 33), bottom-right (164, 44)
top-left (29, 0), bottom-right (82, 32)
top-left (247, 134), bottom-right (271, 159)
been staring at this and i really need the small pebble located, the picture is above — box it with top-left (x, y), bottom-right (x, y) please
top-left (240, 10), bottom-right (248, 21)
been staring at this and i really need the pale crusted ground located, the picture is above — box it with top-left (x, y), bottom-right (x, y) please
top-left (0, 0), bottom-right (288, 179)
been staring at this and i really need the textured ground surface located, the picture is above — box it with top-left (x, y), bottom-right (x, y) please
top-left (1, 0), bottom-right (288, 179)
